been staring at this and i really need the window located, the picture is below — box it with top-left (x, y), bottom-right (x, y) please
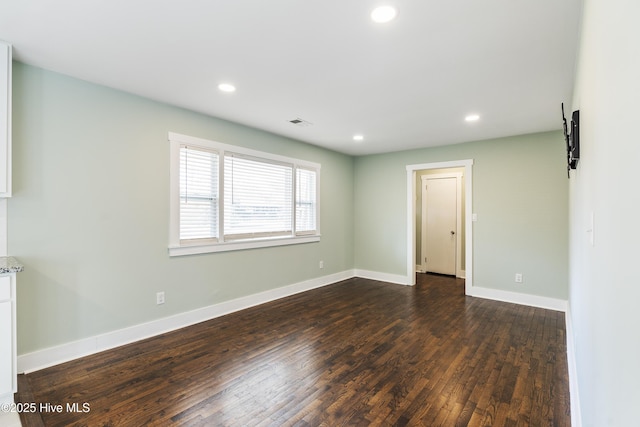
top-left (180, 146), bottom-right (219, 243)
top-left (224, 154), bottom-right (293, 240)
top-left (169, 132), bottom-right (320, 256)
top-left (296, 167), bottom-right (317, 234)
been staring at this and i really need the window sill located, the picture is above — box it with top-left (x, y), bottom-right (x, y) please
top-left (168, 234), bottom-right (321, 257)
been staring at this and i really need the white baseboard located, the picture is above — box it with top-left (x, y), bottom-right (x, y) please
top-left (17, 271), bottom-right (572, 374)
top-left (353, 269), bottom-right (411, 285)
top-left (468, 286), bottom-right (568, 312)
top-left (565, 304), bottom-right (582, 427)
top-left (18, 270), bottom-right (354, 374)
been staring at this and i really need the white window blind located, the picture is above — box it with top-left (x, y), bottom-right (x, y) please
top-left (224, 153), bottom-right (293, 240)
top-left (296, 167), bottom-right (317, 234)
top-left (169, 132), bottom-right (320, 256)
top-left (180, 145), bottom-right (219, 242)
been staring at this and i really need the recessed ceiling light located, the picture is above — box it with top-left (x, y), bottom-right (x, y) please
top-left (465, 114), bottom-right (480, 122)
top-left (218, 83), bottom-right (236, 93)
top-left (371, 6), bottom-right (397, 23)
top-left (353, 134), bottom-right (364, 141)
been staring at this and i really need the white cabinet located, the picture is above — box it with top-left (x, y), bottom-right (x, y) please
top-left (0, 274), bottom-right (15, 405)
top-left (0, 41), bottom-right (11, 197)
top-left (0, 40), bottom-right (15, 406)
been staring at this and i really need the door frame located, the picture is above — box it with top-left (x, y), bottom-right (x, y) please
top-left (421, 172), bottom-right (463, 277)
top-left (406, 159), bottom-right (473, 295)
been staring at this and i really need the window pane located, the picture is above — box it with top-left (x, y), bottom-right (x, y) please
top-left (224, 154), bottom-right (293, 239)
top-left (180, 146), bottom-right (219, 241)
top-left (296, 168), bottom-right (317, 234)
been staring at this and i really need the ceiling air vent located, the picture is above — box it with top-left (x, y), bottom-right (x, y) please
top-left (289, 118), bottom-right (313, 127)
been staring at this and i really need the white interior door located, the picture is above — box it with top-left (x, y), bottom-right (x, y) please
top-left (422, 177), bottom-right (457, 275)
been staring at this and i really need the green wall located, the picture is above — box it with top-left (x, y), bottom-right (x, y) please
top-left (354, 131), bottom-right (568, 299)
top-left (9, 63), bottom-right (354, 354)
top-left (9, 61), bottom-right (569, 358)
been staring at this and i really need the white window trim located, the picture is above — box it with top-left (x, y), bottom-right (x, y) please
top-left (168, 132), bottom-right (321, 256)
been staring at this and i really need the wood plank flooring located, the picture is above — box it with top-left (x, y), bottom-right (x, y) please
top-left (16, 274), bottom-right (570, 426)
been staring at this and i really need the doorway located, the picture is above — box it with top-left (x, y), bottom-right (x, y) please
top-left (406, 160), bottom-right (473, 294)
top-left (420, 172), bottom-right (463, 276)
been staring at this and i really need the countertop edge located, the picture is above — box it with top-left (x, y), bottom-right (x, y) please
top-left (0, 256), bottom-right (24, 274)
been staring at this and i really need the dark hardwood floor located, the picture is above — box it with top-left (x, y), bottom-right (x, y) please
top-left (16, 274), bottom-right (570, 426)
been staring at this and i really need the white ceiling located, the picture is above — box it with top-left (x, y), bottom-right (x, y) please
top-left (0, 0), bottom-right (582, 156)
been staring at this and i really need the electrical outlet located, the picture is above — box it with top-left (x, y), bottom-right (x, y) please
top-left (319, 260), bottom-right (324, 269)
top-left (156, 291), bottom-right (165, 305)
top-left (515, 273), bottom-right (523, 283)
